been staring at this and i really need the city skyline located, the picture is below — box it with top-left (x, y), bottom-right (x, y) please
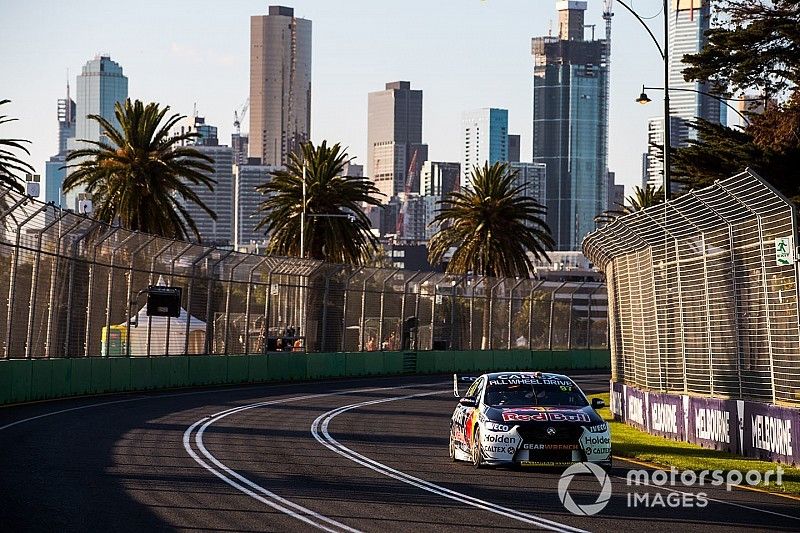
top-left (2, 0), bottom-right (723, 205)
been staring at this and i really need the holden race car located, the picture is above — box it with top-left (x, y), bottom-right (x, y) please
top-left (449, 371), bottom-right (611, 470)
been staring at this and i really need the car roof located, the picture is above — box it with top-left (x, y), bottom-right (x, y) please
top-left (482, 371), bottom-right (573, 381)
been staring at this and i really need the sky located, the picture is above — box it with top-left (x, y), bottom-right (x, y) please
top-left (0, 0), bottom-right (707, 197)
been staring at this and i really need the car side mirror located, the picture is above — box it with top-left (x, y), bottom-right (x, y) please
top-left (592, 398), bottom-right (605, 410)
top-left (459, 397), bottom-right (477, 408)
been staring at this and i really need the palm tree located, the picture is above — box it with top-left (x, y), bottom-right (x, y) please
top-left (595, 184), bottom-right (664, 225)
top-left (255, 140), bottom-right (383, 264)
top-left (0, 99), bottom-right (35, 194)
top-left (428, 162), bottom-right (554, 278)
top-left (428, 162), bottom-right (554, 349)
top-left (64, 98), bottom-right (217, 241)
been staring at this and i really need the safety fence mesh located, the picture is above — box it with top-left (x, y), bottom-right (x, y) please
top-left (583, 169), bottom-right (800, 406)
top-left (0, 185), bottom-right (607, 359)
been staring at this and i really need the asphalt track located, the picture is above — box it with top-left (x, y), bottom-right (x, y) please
top-left (1, 373), bottom-right (798, 532)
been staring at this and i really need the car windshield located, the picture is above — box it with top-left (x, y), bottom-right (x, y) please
top-left (484, 381), bottom-right (588, 407)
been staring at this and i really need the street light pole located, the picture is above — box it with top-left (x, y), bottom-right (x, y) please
top-left (615, 0), bottom-right (671, 199)
top-left (637, 85), bottom-right (756, 124)
top-left (662, 0), bottom-right (671, 200)
top-left (300, 162), bottom-right (306, 259)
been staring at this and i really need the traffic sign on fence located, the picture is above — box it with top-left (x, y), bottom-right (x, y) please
top-left (775, 237), bottom-right (794, 266)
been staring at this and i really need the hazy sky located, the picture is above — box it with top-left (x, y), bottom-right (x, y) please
top-left (1, 0), bottom-right (709, 196)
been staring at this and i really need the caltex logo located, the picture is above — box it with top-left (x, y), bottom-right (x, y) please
top-left (557, 462), bottom-right (612, 516)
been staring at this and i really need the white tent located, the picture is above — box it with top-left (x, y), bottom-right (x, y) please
top-left (124, 305), bottom-right (206, 356)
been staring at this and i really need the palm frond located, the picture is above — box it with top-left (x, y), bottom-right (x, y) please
top-left (62, 98), bottom-right (217, 241)
top-left (428, 162), bottom-right (554, 279)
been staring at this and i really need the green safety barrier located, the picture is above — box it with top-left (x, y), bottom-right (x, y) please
top-left (0, 349), bottom-right (610, 406)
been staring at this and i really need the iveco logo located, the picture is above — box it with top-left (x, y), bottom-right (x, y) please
top-left (547, 427), bottom-right (557, 436)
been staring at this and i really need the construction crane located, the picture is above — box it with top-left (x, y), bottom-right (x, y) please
top-left (395, 146), bottom-right (420, 239)
top-left (602, 0), bottom-right (613, 202)
top-left (233, 98), bottom-right (250, 135)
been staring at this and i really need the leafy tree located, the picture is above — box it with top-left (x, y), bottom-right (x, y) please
top-left (595, 184), bottom-right (664, 224)
top-left (256, 140), bottom-right (383, 264)
top-left (64, 98), bottom-right (217, 240)
top-left (428, 162), bottom-right (554, 278)
top-left (0, 99), bottom-right (34, 194)
top-left (672, 0), bottom-right (800, 199)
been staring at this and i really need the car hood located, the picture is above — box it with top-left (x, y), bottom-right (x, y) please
top-left (485, 405), bottom-right (603, 425)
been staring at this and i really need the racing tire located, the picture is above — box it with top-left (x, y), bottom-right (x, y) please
top-left (449, 432), bottom-right (457, 461)
top-left (471, 427), bottom-right (485, 469)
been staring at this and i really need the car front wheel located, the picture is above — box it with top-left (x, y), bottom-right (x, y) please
top-left (471, 427), bottom-right (484, 469)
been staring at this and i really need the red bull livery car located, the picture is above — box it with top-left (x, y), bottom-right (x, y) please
top-left (449, 371), bottom-right (611, 470)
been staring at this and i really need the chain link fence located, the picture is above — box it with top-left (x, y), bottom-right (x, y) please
top-left (0, 185), bottom-right (607, 359)
top-left (583, 169), bottom-right (800, 406)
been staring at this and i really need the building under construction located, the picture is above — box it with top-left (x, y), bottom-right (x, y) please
top-left (532, 0), bottom-right (612, 251)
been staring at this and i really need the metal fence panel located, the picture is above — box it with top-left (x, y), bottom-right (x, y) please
top-left (584, 169), bottom-right (800, 406)
top-left (0, 185), bottom-right (607, 363)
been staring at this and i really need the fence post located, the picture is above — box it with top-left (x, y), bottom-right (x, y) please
top-left (716, 181), bottom-right (777, 404)
top-left (183, 247), bottom-right (215, 355)
top-left (63, 219), bottom-right (101, 358)
top-left (204, 250), bottom-right (234, 355)
top-left (26, 209), bottom-right (70, 358)
top-left (319, 265), bottom-right (344, 353)
top-left (691, 191), bottom-right (741, 398)
top-left (124, 235), bottom-right (156, 357)
top-left (508, 278), bottom-right (525, 349)
top-left (262, 259), bottom-right (287, 354)
top-left (44, 216), bottom-right (85, 358)
top-left (340, 267), bottom-right (362, 352)
top-left (102, 231), bottom-right (138, 357)
top-left (163, 243), bottom-right (194, 356)
top-left (548, 282), bottom-right (566, 351)
top-left (244, 257), bottom-right (270, 354)
top-left (378, 268), bottom-right (400, 352)
top-left (223, 254), bottom-right (249, 355)
top-left (5, 204), bottom-right (48, 358)
top-left (145, 241), bottom-right (176, 357)
top-left (358, 270), bottom-right (379, 351)
top-left (527, 281), bottom-right (544, 350)
top-left (83, 227), bottom-right (120, 357)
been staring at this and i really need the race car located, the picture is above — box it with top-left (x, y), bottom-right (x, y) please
top-left (449, 371), bottom-right (611, 470)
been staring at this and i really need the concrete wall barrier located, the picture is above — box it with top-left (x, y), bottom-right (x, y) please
top-left (610, 380), bottom-right (800, 466)
top-left (0, 349), bottom-right (609, 406)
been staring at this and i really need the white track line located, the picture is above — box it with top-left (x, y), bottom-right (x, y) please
top-left (183, 384), bottom-right (443, 533)
top-left (311, 390), bottom-right (588, 533)
top-left (313, 390), bottom-right (800, 526)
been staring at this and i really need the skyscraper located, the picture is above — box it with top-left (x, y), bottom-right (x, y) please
top-left (249, 5), bottom-right (312, 166)
top-left (44, 82), bottom-right (76, 205)
top-left (507, 134), bottom-right (521, 163)
top-left (421, 161), bottom-right (460, 197)
top-left (462, 108), bottom-right (508, 186)
top-left (532, 1), bottom-right (610, 250)
top-left (170, 117), bottom-right (234, 246)
top-left (65, 55), bottom-right (128, 210)
top-left (509, 162), bottom-right (547, 207)
top-left (646, 0), bottom-right (724, 188)
top-left (367, 81), bottom-right (426, 201)
top-left (234, 160), bottom-right (280, 247)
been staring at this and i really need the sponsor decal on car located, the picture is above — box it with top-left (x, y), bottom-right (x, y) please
top-left (522, 443), bottom-right (579, 450)
top-left (501, 410), bottom-right (591, 423)
top-left (484, 422), bottom-right (510, 432)
top-left (488, 374), bottom-right (575, 387)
